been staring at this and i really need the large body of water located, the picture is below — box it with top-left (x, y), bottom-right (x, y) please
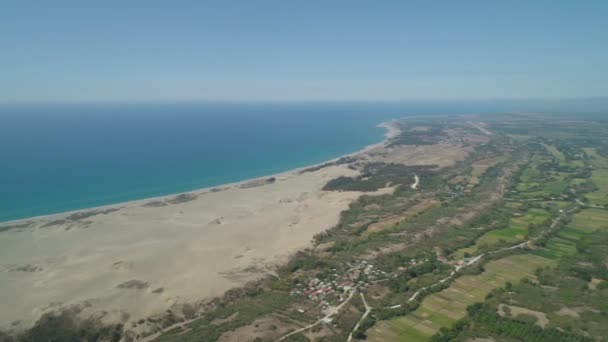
top-left (1, 100), bottom-right (585, 222)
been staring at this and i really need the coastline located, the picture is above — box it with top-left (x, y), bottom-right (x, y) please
top-left (0, 120), bottom-right (401, 333)
top-left (0, 121), bottom-right (398, 227)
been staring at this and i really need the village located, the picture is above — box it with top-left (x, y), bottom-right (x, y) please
top-left (289, 260), bottom-right (391, 304)
top-left (288, 257), bottom-right (433, 307)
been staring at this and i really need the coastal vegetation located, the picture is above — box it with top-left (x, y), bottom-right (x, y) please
top-left (5, 114), bottom-right (608, 342)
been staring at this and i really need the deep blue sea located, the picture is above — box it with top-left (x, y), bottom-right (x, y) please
top-left (2, 100), bottom-right (592, 222)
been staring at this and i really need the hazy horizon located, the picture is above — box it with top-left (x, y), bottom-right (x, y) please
top-left (1, 1), bottom-right (607, 103)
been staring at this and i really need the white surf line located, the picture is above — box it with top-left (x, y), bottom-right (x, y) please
top-left (411, 174), bottom-right (420, 190)
top-left (347, 293), bottom-right (373, 341)
top-left (276, 287), bottom-right (358, 341)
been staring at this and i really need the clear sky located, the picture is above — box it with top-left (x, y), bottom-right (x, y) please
top-left (1, 0), bottom-right (607, 102)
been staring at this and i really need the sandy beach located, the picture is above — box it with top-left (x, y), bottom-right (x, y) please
top-left (0, 119), bottom-right (482, 336)
top-left (0, 123), bottom-right (401, 332)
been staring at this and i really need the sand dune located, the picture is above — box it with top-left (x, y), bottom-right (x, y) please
top-left (0, 164), bottom-right (373, 331)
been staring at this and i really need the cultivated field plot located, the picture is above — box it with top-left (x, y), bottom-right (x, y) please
top-left (542, 143), bottom-right (566, 163)
top-left (582, 148), bottom-right (608, 206)
top-left (540, 200), bottom-right (572, 210)
top-left (367, 254), bottom-right (553, 342)
top-left (583, 148), bottom-right (608, 168)
top-left (532, 237), bottom-right (577, 260)
top-left (465, 157), bottom-right (507, 190)
top-left (533, 209), bottom-right (608, 260)
top-left (453, 208), bottom-right (550, 258)
top-left (586, 169), bottom-right (608, 206)
top-left (570, 208), bottom-right (608, 233)
top-left (514, 157), bottom-right (560, 199)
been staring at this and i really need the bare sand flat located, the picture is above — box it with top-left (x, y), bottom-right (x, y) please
top-left (0, 163), bottom-right (378, 330)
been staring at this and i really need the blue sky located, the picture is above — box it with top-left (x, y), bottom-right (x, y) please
top-left (1, 1), bottom-right (607, 102)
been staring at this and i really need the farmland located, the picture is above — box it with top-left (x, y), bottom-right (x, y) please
top-left (367, 254), bottom-right (553, 342)
top-left (453, 208), bottom-right (551, 259)
top-left (433, 228), bottom-right (608, 341)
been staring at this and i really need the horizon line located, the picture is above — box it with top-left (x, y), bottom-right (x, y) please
top-left (1, 96), bottom-right (608, 106)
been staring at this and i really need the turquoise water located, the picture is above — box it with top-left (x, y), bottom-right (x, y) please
top-left (0, 102), bottom-right (399, 222)
top-left (0, 101), bottom-right (531, 222)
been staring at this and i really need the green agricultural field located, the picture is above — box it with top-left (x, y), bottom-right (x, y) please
top-left (533, 209), bottom-right (608, 260)
top-left (367, 254), bottom-right (553, 342)
top-left (532, 237), bottom-right (577, 260)
top-left (434, 230), bottom-right (608, 341)
top-left (557, 227), bottom-right (586, 241)
top-left (570, 208), bottom-right (608, 232)
top-left (568, 160), bottom-right (585, 168)
top-left (513, 152), bottom-right (577, 199)
top-left (583, 148), bottom-right (608, 168)
top-left (453, 209), bottom-right (550, 259)
top-left (518, 159), bottom-right (543, 184)
top-left (505, 201), bottom-right (523, 209)
top-left (532, 209), bottom-right (607, 260)
top-left (586, 169), bottom-right (608, 205)
top-left (544, 180), bottom-right (569, 196)
top-left (542, 143), bottom-right (566, 162)
top-left (570, 178), bottom-right (588, 186)
top-left (581, 148), bottom-right (608, 205)
top-left (540, 200), bottom-right (572, 210)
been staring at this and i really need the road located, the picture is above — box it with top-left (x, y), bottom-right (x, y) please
top-left (470, 122), bottom-right (492, 135)
top-left (576, 198), bottom-right (605, 209)
top-left (411, 174), bottom-right (420, 190)
top-left (347, 293), bottom-right (373, 341)
top-left (276, 287), bottom-right (358, 341)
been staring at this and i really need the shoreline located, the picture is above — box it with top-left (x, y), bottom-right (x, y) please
top-left (0, 121), bottom-right (399, 227)
top-left (0, 120), bottom-right (403, 332)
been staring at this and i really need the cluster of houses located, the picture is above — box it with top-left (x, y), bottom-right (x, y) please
top-left (396, 257), bottom-right (429, 272)
top-left (448, 184), bottom-right (466, 198)
top-left (289, 260), bottom-right (391, 303)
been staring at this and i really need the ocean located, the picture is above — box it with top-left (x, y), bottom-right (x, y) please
top-left (0, 100), bottom-right (561, 222)
top-left (0, 102), bottom-right (389, 222)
